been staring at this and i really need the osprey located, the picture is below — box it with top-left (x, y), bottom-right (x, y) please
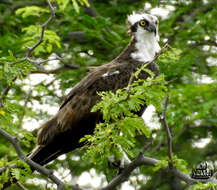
top-left (29, 12), bottom-right (161, 165)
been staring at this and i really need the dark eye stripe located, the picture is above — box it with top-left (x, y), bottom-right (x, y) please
top-left (131, 24), bottom-right (138, 32)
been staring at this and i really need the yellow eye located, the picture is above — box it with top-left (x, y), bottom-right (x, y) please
top-left (140, 20), bottom-right (146, 26)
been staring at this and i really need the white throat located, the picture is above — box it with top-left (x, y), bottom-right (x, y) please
top-left (131, 28), bottom-right (161, 62)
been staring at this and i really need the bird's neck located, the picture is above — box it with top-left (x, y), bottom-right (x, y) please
top-left (116, 33), bottom-right (161, 63)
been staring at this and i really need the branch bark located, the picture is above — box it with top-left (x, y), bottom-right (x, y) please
top-left (15, 181), bottom-right (28, 190)
top-left (0, 0), bottom-right (12, 4)
top-left (31, 63), bottom-right (79, 74)
top-left (100, 149), bottom-right (217, 190)
top-left (160, 95), bottom-right (173, 166)
top-left (0, 129), bottom-right (65, 190)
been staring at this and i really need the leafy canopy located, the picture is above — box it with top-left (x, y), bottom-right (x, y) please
top-left (0, 0), bottom-right (216, 189)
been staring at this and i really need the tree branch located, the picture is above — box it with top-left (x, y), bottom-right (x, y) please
top-left (0, 0), bottom-right (57, 108)
top-left (16, 181), bottom-right (28, 190)
top-left (0, 129), bottom-right (65, 190)
top-left (101, 150), bottom-right (158, 190)
top-left (7, 0), bottom-right (55, 66)
top-left (100, 152), bottom-right (217, 190)
top-left (160, 95), bottom-right (173, 166)
top-left (84, 0), bottom-right (99, 17)
top-left (26, 0), bottom-right (55, 58)
top-left (191, 40), bottom-right (217, 47)
top-left (31, 63), bottom-right (79, 74)
top-left (0, 0), bottom-right (12, 4)
top-left (64, 31), bottom-right (88, 43)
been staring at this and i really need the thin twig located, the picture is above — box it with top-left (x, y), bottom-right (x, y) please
top-left (0, 163), bottom-right (17, 175)
top-left (26, 0), bottom-right (56, 58)
top-left (1, 126), bottom-right (216, 190)
top-left (0, 76), bottom-right (17, 108)
top-left (140, 140), bottom-right (153, 155)
top-left (31, 63), bottom-right (79, 74)
top-left (16, 181), bottom-right (28, 190)
top-left (160, 95), bottom-right (173, 166)
top-left (25, 57), bottom-right (61, 65)
top-left (0, 1), bottom-right (65, 189)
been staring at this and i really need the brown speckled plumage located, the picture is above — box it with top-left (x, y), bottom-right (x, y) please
top-left (29, 28), bottom-right (159, 166)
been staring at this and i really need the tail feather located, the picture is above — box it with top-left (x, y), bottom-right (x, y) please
top-left (28, 145), bottom-right (46, 166)
top-left (28, 145), bottom-right (63, 166)
top-left (28, 130), bottom-right (81, 166)
top-left (27, 116), bottom-right (61, 166)
top-left (28, 112), bottom-right (100, 166)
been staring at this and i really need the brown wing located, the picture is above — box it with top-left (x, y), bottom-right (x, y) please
top-left (57, 63), bottom-right (130, 130)
top-left (36, 60), bottom-right (159, 146)
top-left (37, 62), bottom-right (129, 145)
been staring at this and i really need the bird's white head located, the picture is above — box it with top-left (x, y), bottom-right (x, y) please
top-left (127, 11), bottom-right (161, 62)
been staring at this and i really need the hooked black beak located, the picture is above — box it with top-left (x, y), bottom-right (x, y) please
top-left (146, 24), bottom-right (156, 35)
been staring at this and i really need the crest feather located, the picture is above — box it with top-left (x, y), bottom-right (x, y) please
top-left (127, 11), bottom-right (158, 26)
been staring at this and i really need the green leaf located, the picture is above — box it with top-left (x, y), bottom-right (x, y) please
top-left (153, 160), bottom-right (168, 172)
top-left (16, 6), bottom-right (49, 18)
top-left (189, 182), bottom-right (217, 190)
top-left (72, 0), bottom-right (80, 12)
top-left (11, 168), bottom-right (21, 180)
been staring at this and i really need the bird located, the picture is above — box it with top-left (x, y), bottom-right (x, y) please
top-left (28, 11), bottom-right (161, 166)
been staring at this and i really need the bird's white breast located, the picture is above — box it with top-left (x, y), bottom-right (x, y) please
top-left (131, 28), bottom-right (161, 62)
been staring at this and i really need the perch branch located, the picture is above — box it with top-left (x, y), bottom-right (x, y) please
top-left (101, 145), bottom-right (157, 190)
top-left (0, 129), bottom-right (65, 190)
top-left (1, 126), bottom-right (216, 190)
top-left (100, 144), bottom-right (217, 190)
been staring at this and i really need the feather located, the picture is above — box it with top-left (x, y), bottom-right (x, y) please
top-left (28, 12), bottom-right (160, 166)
